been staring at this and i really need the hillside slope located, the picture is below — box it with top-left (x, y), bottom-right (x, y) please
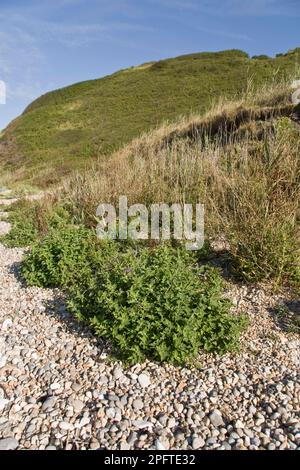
top-left (1, 48), bottom-right (300, 186)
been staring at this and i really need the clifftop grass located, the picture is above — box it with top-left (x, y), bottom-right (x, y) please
top-left (1, 48), bottom-right (300, 186)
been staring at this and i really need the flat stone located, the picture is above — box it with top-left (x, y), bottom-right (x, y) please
top-left (167, 417), bottom-right (176, 428)
top-left (132, 420), bottom-right (153, 429)
top-left (78, 417), bottom-right (90, 428)
top-left (71, 383), bottom-right (82, 392)
top-left (174, 403), bottom-right (184, 414)
top-left (127, 431), bottom-right (138, 446)
top-left (0, 399), bottom-right (9, 411)
top-left (235, 419), bottom-right (245, 429)
top-left (120, 442), bottom-right (130, 450)
top-left (59, 421), bottom-right (74, 431)
top-left (42, 397), bottom-right (56, 411)
top-left (133, 399), bottom-right (144, 411)
top-left (0, 356), bottom-right (7, 368)
top-left (157, 413), bottom-right (168, 426)
top-left (113, 367), bottom-right (123, 380)
top-left (105, 407), bottom-right (116, 419)
top-left (50, 383), bottom-right (61, 391)
top-left (0, 437), bottom-right (19, 450)
top-left (2, 319), bottom-right (12, 331)
top-left (138, 373), bottom-right (151, 388)
top-left (155, 439), bottom-right (167, 450)
top-left (72, 399), bottom-right (85, 413)
top-left (192, 437), bottom-right (205, 449)
top-left (209, 410), bottom-right (224, 427)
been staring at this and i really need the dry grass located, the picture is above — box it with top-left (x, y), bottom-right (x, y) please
top-left (60, 80), bottom-right (296, 207)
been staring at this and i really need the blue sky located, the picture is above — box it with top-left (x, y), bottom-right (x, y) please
top-left (0, 0), bottom-right (299, 130)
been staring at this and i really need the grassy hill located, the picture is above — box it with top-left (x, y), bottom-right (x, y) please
top-left (1, 47), bottom-right (300, 187)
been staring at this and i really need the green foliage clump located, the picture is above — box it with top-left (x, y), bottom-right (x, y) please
top-left (1, 200), bottom-right (72, 248)
top-left (252, 55), bottom-right (270, 60)
top-left (21, 224), bottom-right (96, 288)
top-left (22, 228), bottom-right (247, 364)
top-left (2, 201), bottom-right (39, 247)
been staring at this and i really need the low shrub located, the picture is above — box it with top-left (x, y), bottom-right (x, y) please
top-left (21, 224), bottom-right (97, 288)
top-left (22, 228), bottom-right (247, 364)
top-left (70, 245), bottom-right (247, 364)
top-left (2, 201), bottom-right (40, 247)
top-left (252, 55), bottom-right (270, 60)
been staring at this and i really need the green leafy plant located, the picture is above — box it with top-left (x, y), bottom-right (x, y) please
top-left (22, 226), bottom-right (245, 364)
top-left (70, 244), bottom-right (247, 364)
top-left (2, 201), bottom-right (39, 247)
top-left (22, 228), bottom-right (247, 364)
top-left (21, 224), bottom-right (97, 288)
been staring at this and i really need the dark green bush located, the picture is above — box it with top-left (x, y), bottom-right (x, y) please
top-left (21, 224), bottom-right (98, 288)
top-left (70, 245), bottom-right (247, 364)
top-left (252, 55), bottom-right (270, 60)
top-left (22, 227), bottom-right (247, 364)
top-left (2, 201), bottom-right (39, 247)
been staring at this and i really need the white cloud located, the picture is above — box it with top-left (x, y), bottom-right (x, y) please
top-left (196, 26), bottom-right (252, 41)
top-left (150, 0), bottom-right (300, 16)
top-left (221, 0), bottom-right (300, 16)
top-left (0, 26), bottom-right (44, 101)
top-left (28, 20), bottom-right (154, 47)
top-left (0, 80), bottom-right (6, 104)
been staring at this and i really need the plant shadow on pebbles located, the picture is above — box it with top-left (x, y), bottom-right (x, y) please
top-left (268, 299), bottom-right (300, 334)
top-left (8, 256), bottom-right (115, 359)
top-left (8, 259), bottom-right (28, 285)
top-left (42, 296), bottom-right (116, 359)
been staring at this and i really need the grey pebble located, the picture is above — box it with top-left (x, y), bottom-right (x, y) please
top-left (0, 437), bottom-right (19, 450)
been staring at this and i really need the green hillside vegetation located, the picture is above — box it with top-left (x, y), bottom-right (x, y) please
top-left (1, 48), bottom-right (300, 186)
